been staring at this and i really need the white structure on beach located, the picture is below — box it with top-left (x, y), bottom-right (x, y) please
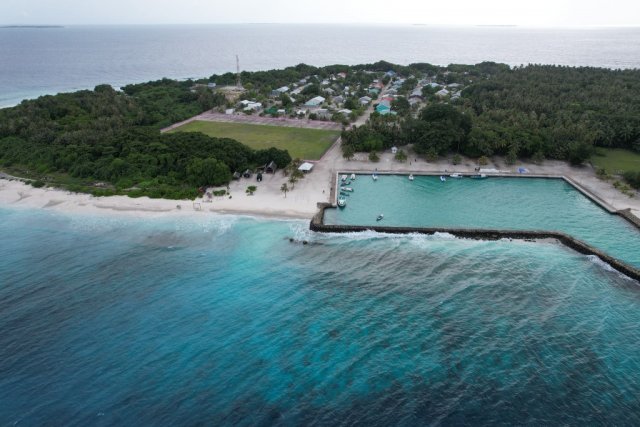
top-left (298, 162), bottom-right (314, 173)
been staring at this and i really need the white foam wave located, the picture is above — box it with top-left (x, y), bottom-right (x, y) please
top-left (586, 255), bottom-right (636, 282)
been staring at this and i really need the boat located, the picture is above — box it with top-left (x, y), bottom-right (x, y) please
top-left (340, 187), bottom-right (354, 192)
top-left (350, 173), bottom-right (356, 180)
top-left (376, 214), bottom-right (384, 221)
top-left (341, 174), bottom-right (348, 182)
top-left (408, 174), bottom-right (414, 181)
top-left (343, 180), bottom-right (351, 185)
top-left (440, 175), bottom-right (447, 182)
top-left (470, 174), bottom-right (487, 179)
top-left (449, 173), bottom-right (463, 179)
top-left (372, 173), bottom-right (378, 181)
top-left (339, 192), bottom-right (350, 197)
top-left (337, 197), bottom-right (346, 208)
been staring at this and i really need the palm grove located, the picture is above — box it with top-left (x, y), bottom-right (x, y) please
top-left (1, 61), bottom-right (639, 198)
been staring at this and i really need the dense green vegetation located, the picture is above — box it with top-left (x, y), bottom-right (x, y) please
top-left (342, 64), bottom-right (640, 171)
top-left (0, 80), bottom-right (289, 198)
top-left (170, 121), bottom-right (339, 160)
top-left (2, 61), bottom-right (639, 198)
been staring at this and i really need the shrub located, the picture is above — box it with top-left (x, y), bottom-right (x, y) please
top-left (452, 154), bottom-right (462, 165)
top-left (394, 149), bottom-right (407, 163)
top-left (369, 151), bottom-right (380, 162)
top-left (31, 180), bottom-right (45, 188)
top-left (478, 155), bottom-right (489, 166)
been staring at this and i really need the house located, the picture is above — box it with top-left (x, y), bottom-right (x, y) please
top-left (385, 70), bottom-right (397, 77)
top-left (447, 83), bottom-right (462, 89)
top-left (409, 98), bottom-right (421, 106)
top-left (270, 86), bottom-right (290, 97)
top-left (337, 72), bottom-right (347, 79)
top-left (225, 108), bottom-right (235, 115)
top-left (368, 88), bottom-right (380, 95)
top-left (305, 96), bottom-right (326, 107)
top-left (332, 95), bottom-right (345, 105)
top-left (207, 83), bottom-right (217, 89)
top-left (385, 88), bottom-right (398, 95)
top-left (359, 96), bottom-right (372, 105)
top-left (240, 100), bottom-right (262, 111)
top-left (314, 108), bottom-right (332, 120)
top-left (376, 101), bottom-right (391, 114)
top-left (435, 88), bottom-right (450, 98)
top-left (410, 88), bottom-right (423, 99)
top-left (324, 87), bottom-right (336, 96)
top-left (298, 162), bottom-right (314, 173)
top-left (265, 161), bottom-right (278, 174)
top-left (391, 146), bottom-right (398, 154)
top-left (277, 109), bottom-right (286, 115)
top-left (338, 108), bottom-right (352, 116)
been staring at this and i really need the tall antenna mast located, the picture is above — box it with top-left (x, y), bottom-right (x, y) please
top-left (236, 55), bottom-right (242, 88)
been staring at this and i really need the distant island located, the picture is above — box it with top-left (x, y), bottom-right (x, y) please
top-left (0, 25), bottom-right (64, 29)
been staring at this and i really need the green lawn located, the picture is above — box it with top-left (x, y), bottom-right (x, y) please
top-left (591, 148), bottom-right (640, 174)
top-left (171, 121), bottom-right (340, 160)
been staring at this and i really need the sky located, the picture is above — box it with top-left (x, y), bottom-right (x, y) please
top-left (1, 0), bottom-right (639, 27)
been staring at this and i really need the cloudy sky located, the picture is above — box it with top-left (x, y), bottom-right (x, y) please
top-left (2, 0), bottom-right (639, 27)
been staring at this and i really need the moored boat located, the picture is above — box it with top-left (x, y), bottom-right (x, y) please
top-left (409, 174), bottom-right (414, 181)
top-left (350, 173), bottom-right (356, 180)
top-left (440, 175), bottom-right (447, 182)
top-left (340, 187), bottom-right (354, 192)
top-left (337, 196), bottom-right (346, 208)
top-left (376, 213), bottom-right (384, 221)
top-left (450, 173), bottom-right (463, 179)
top-left (372, 173), bottom-right (378, 181)
top-left (470, 174), bottom-right (487, 179)
top-left (341, 174), bottom-right (348, 182)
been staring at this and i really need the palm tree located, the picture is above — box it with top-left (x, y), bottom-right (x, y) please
top-left (280, 183), bottom-right (289, 198)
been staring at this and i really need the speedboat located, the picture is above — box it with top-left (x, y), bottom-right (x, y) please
top-left (470, 174), bottom-right (487, 179)
top-left (340, 187), bottom-right (354, 192)
top-left (408, 174), bottom-right (414, 181)
top-left (341, 174), bottom-right (348, 182)
top-left (337, 196), bottom-right (346, 208)
top-left (440, 175), bottom-right (447, 182)
top-left (376, 214), bottom-right (384, 221)
top-left (350, 173), bottom-right (356, 180)
top-left (372, 173), bottom-right (378, 181)
top-left (449, 173), bottom-right (463, 179)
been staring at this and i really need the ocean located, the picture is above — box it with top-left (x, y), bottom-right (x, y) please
top-left (1, 207), bottom-right (640, 425)
top-left (2, 24), bottom-right (640, 107)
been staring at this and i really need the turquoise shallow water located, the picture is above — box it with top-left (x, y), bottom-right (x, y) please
top-left (1, 208), bottom-right (640, 425)
top-left (325, 175), bottom-right (640, 268)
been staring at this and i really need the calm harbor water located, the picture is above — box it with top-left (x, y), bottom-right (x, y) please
top-left (325, 175), bottom-right (640, 268)
top-left (1, 207), bottom-right (640, 425)
top-left (2, 24), bottom-right (640, 107)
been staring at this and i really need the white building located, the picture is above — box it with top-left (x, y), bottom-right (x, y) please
top-left (305, 96), bottom-right (326, 107)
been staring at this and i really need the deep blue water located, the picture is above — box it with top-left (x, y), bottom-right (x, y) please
top-left (325, 176), bottom-right (640, 268)
top-left (2, 24), bottom-right (640, 107)
top-left (1, 207), bottom-right (640, 425)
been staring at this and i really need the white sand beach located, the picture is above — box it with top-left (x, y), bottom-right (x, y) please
top-left (1, 140), bottom-right (639, 222)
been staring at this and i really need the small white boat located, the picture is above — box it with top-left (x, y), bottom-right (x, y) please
top-left (341, 174), bottom-right (348, 182)
top-left (372, 173), bottom-right (378, 181)
top-left (376, 214), bottom-right (384, 221)
top-left (337, 197), bottom-right (346, 208)
top-left (450, 173), bottom-right (463, 179)
top-left (350, 173), bottom-right (356, 180)
top-left (340, 187), bottom-right (354, 192)
top-left (440, 175), bottom-right (447, 182)
top-left (470, 174), bottom-right (487, 179)
top-left (408, 174), bottom-right (414, 181)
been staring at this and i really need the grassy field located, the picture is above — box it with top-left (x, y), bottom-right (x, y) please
top-left (591, 148), bottom-right (640, 174)
top-left (171, 121), bottom-right (340, 160)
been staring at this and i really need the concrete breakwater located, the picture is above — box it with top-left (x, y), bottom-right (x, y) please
top-left (310, 203), bottom-right (640, 282)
